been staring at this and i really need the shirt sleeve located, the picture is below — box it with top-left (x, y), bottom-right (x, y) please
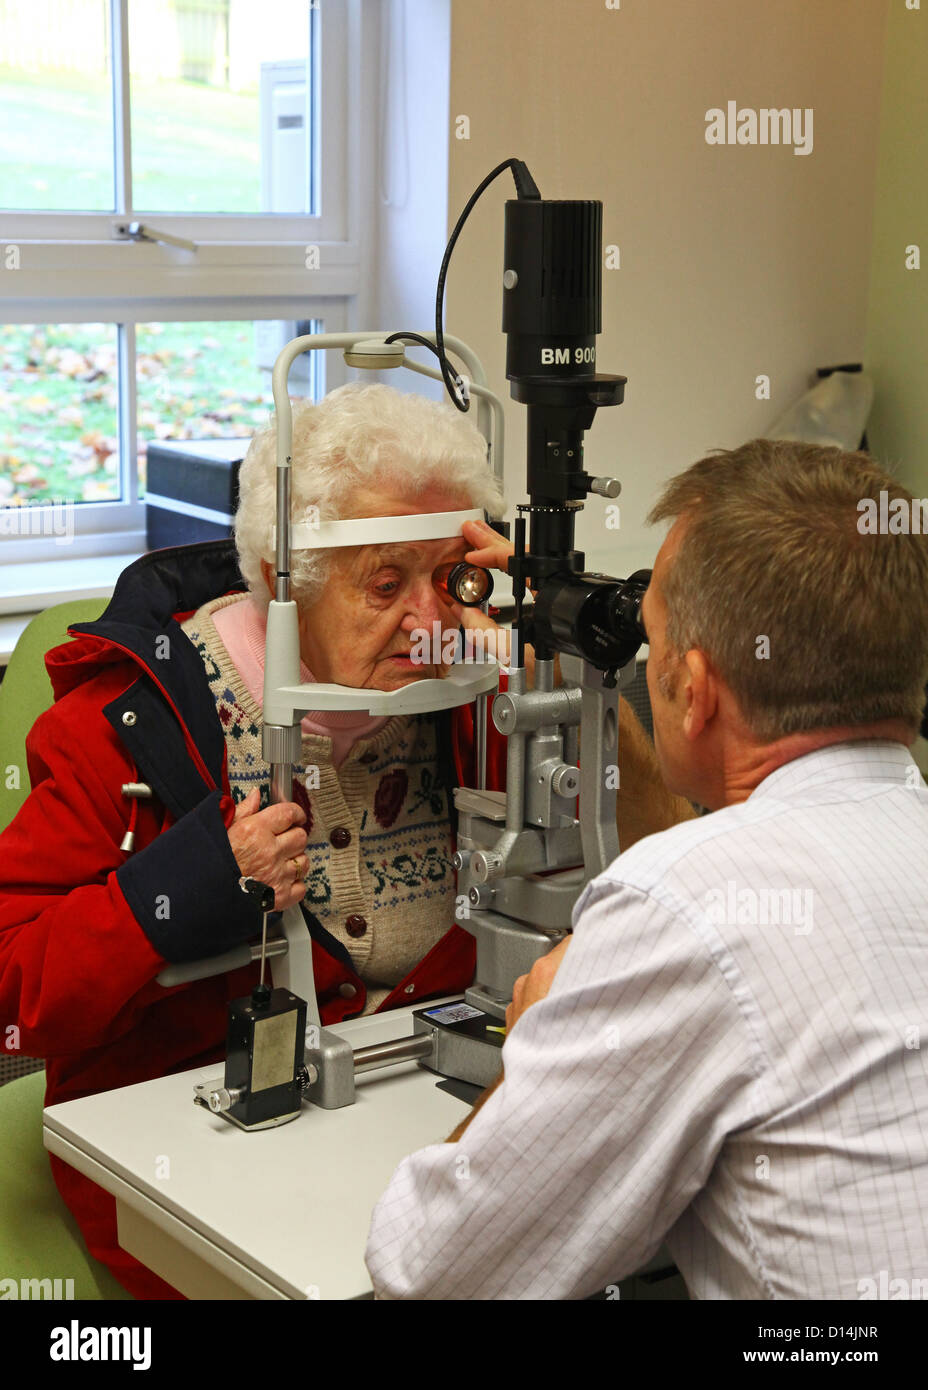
top-left (365, 876), bottom-right (762, 1299)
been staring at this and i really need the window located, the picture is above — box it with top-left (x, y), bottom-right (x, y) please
top-left (0, 0), bottom-right (360, 567)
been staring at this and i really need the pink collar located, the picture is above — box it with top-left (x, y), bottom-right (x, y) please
top-left (212, 596), bottom-right (391, 768)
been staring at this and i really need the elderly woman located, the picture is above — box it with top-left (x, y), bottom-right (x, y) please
top-left (0, 382), bottom-right (690, 1299)
top-left (186, 383), bottom-right (513, 1012)
top-left (0, 382), bottom-right (509, 1299)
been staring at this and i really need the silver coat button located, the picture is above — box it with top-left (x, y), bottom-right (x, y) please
top-left (404, 984), bottom-right (415, 995)
top-left (121, 710), bottom-right (137, 726)
top-left (338, 983), bottom-right (357, 999)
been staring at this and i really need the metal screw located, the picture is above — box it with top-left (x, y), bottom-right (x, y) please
top-left (469, 884), bottom-right (494, 908)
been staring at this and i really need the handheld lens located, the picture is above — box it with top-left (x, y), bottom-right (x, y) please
top-left (434, 562), bottom-right (494, 607)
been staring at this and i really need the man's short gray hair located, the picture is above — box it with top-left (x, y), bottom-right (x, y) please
top-left (647, 439), bottom-right (928, 741)
top-left (235, 381), bottom-right (505, 606)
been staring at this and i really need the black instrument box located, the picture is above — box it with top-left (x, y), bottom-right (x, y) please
top-left (145, 438), bottom-right (246, 549)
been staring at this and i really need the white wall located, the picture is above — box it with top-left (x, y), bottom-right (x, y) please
top-left (864, 2), bottom-right (928, 774)
top-left (865, 1), bottom-right (928, 498)
top-left (444, 0), bottom-right (889, 573)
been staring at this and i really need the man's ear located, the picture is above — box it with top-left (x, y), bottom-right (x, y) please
top-left (260, 559), bottom-right (275, 598)
top-left (681, 649), bottom-right (716, 740)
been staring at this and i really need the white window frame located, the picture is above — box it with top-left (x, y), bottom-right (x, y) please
top-left (0, 0), bottom-right (363, 568)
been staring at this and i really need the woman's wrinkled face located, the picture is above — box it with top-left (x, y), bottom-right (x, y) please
top-left (295, 480), bottom-right (473, 689)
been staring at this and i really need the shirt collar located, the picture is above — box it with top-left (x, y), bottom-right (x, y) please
top-left (749, 739), bottom-right (917, 801)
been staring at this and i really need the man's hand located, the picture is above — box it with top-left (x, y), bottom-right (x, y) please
top-left (444, 517), bottom-right (512, 665)
top-left (450, 517), bottom-right (554, 677)
top-left (447, 597), bottom-right (512, 666)
top-left (505, 936), bottom-right (571, 1033)
top-left (445, 936), bottom-right (572, 1143)
top-left (227, 789), bottom-right (309, 911)
top-left (460, 516), bottom-right (515, 576)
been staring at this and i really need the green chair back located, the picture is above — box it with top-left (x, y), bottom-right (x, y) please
top-left (0, 601), bottom-right (134, 1300)
top-left (0, 1070), bottom-right (133, 1300)
top-left (0, 599), bottom-right (107, 834)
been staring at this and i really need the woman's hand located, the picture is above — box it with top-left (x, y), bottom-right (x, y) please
top-left (227, 789), bottom-right (309, 911)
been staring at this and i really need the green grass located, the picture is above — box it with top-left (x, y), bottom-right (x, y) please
top-left (0, 64), bottom-right (265, 212)
top-left (0, 59), bottom-right (296, 504)
top-left (0, 321), bottom-right (273, 504)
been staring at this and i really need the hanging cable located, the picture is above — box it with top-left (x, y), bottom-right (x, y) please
top-left (389, 158), bottom-right (540, 411)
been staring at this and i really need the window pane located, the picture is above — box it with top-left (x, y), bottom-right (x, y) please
top-left (135, 319), bottom-right (321, 497)
top-left (129, 1), bottom-right (313, 214)
top-left (0, 1), bottom-right (114, 211)
top-left (0, 324), bottom-right (119, 505)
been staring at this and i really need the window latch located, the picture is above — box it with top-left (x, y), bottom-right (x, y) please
top-left (114, 221), bottom-right (197, 253)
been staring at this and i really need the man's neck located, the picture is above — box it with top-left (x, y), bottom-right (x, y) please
top-left (711, 719), bottom-right (914, 809)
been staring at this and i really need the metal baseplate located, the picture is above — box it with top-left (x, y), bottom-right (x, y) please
top-left (413, 999), bottom-right (505, 1091)
top-left (192, 1077), bottom-right (302, 1131)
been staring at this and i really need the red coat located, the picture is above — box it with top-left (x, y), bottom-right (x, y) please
top-left (0, 541), bottom-right (507, 1299)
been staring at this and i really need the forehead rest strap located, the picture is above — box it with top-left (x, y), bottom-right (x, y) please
top-left (281, 508), bottom-right (484, 550)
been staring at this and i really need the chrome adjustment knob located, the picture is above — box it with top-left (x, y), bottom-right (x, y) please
top-left (208, 1086), bottom-right (243, 1114)
top-left (296, 1063), bottom-right (319, 1095)
top-left (552, 764), bottom-right (581, 797)
top-left (471, 850), bottom-right (504, 883)
top-left (588, 476), bottom-right (622, 498)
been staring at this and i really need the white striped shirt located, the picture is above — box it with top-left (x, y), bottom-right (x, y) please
top-left (365, 741), bottom-right (928, 1299)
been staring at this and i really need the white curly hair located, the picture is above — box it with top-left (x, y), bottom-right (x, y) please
top-left (235, 381), bottom-right (505, 607)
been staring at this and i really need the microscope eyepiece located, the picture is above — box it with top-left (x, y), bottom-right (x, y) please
top-left (608, 569), bottom-right (651, 646)
top-left (528, 569), bottom-right (651, 672)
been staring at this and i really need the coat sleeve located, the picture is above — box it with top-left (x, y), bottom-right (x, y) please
top-left (0, 684), bottom-right (260, 1059)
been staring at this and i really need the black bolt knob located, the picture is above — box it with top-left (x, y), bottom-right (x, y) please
top-left (251, 983), bottom-right (272, 1009)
